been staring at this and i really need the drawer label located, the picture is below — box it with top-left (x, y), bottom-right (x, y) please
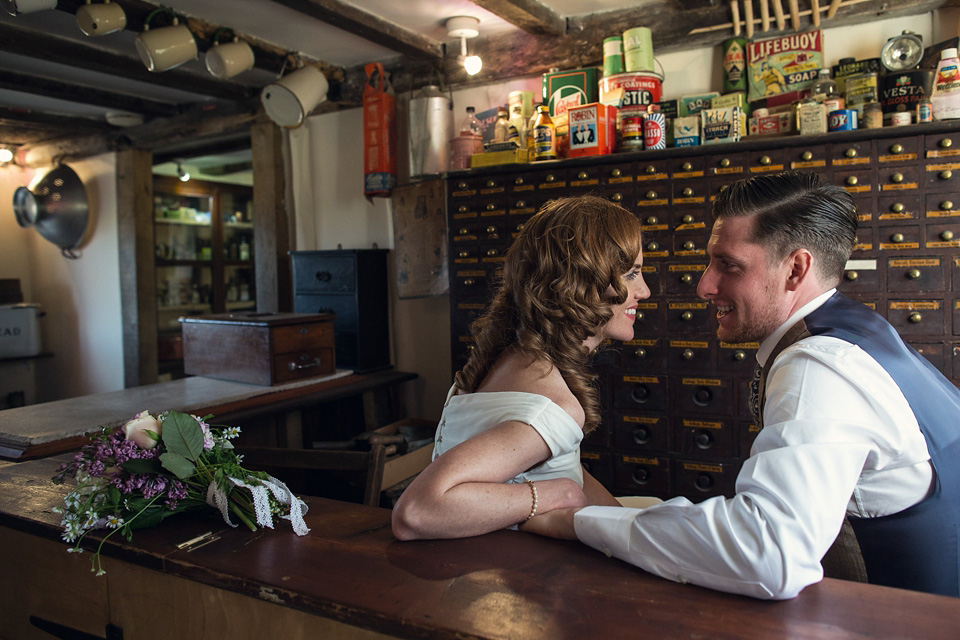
top-left (673, 170), bottom-right (705, 179)
top-left (843, 185), bottom-right (872, 193)
top-left (609, 176), bottom-right (635, 183)
top-left (926, 149), bottom-right (960, 158)
top-left (636, 173), bottom-right (668, 181)
top-left (623, 376), bottom-right (660, 383)
top-left (509, 208), bottom-right (535, 215)
top-left (636, 302), bottom-right (660, 309)
top-left (832, 157), bottom-right (871, 166)
top-left (642, 224), bottom-right (669, 231)
top-left (645, 250), bottom-right (670, 258)
top-left (668, 264), bottom-right (707, 272)
top-left (670, 340), bottom-right (709, 348)
top-left (879, 242), bottom-right (920, 250)
top-left (846, 259), bottom-right (878, 270)
top-left (878, 213), bottom-right (915, 220)
top-left (457, 303), bottom-right (485, 310)
top-left (641, 265), bottom-right (658, 274)
top-left (669, 302), bottom-right (708, 310)
top-left (682, 419), bottom-right (723, 429)
top-left (625, 339), bottom-right (659, 346)
top-left (791, 159), bottom-right (827, 169)
top-left (889, 300), bottom-right (940, 310)
top-left (452, 211), bottom-right (477, 219)
top-left (570, 179), bottom-right (599, 187)
top-left (720, 341), bottom-right (760, 349)
top-left (889, 258), bottom-right (941, 267)
top-left (683, 462), bottom-right (723, 472)
top-left (539, 181), bottom-right (567, 189)
top-left (480, 210), bottom-right (505, 217)
top-left (879, 153), bottom-right (917, 162)
top-left (451, 190), bottom-right (477, 197)
top-left (926, 162), bottom-right (960, 171)
top-left (623, 456), bottom-right (660, 465)
top-left (673, 197), bottom-right (706, 205)
top-left (749, 164), bottom-right (785, 173)
top-left (928, 240), bottom-right (960, 249)
top-left (637, 199), bottom-right (669, 206)
top-left (512, 184), bottom-right (535, 192)
top-left (854, 242), bottom-right (874, 251)
top-left (715, 166), bottom-right (744, 174)
top-left (927, 209), bottom-right (960, 218)
top-left (456, 270), bottom-right (485, 277)
top-left (682, 377), bottom-right (723, 386)
top-left (580, 450), bottom-right (601, 460)
top-left (676, 249), bottom-right (706, 257)
top-left (480, 187), bottom-right (504, 195)
top-left (881, 183), bottom-right (918, 191)
top-left (623, 415), bottom-right (661, 425)
top-left (675, 222), bottom-right (707, 231)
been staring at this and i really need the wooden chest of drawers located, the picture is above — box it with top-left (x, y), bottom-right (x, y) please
top-left (446, 121), bottom-right (960, 502)
top-left (181, 312), bottom-right (335, 386)
top-left (291, 249), bottom-right (390, 372)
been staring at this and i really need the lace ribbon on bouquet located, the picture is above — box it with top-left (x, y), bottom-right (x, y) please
top-left (206, 475), bottom-right (310, 536)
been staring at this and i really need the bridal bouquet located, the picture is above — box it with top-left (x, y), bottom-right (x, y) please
top-left (52, 410), bottom-right (309, 575)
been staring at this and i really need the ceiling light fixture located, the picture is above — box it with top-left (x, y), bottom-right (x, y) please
top-left (261, 56), bottom-right (329, 129)
top-left (0, 148), bottom-right (13, 164)
top-left (1, 0), bottom-right (56, 17)
top-left (135, 8), bottom-right (197, 73)
top-left (176, 162), bottom-right (190, 182)
top-left (446, 16), bottom-right (482, 76)
top-left (76, 0), bottom-right (127, 37)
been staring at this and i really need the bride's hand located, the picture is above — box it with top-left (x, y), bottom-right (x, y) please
top-left (520, 507), bottom-right (582, 539)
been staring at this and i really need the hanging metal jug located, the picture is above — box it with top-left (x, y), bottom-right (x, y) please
top-left (407, 85), bottom-right (453, 178)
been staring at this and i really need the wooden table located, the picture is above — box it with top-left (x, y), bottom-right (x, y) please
top-left (0, 369), bottom-right (417, 460)
top-left (3, 456), bottom-right (959, 640)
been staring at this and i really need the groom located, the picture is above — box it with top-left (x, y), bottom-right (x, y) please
top-left (532, 171), bottom-right (960, 600)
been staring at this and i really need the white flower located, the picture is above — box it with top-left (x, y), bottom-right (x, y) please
top-left (124, 410), bottom-right (162, 450)
top-left (223, 426), bottom-right (241, 439)
top-left (105, 514), bottom-right (124, 528)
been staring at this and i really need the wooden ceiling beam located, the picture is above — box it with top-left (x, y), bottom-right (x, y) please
top-left (0, 70), bottom-right (181, 118)
top-left (267, 0), bottom-right (444, 60)
top-left (470, 0), bottom-right (566, 36)
top-left (0, 21), bottom-right (255, 102)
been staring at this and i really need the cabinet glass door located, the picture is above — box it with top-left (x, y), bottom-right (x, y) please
top-left (221, 188), bottom-right (256, 311)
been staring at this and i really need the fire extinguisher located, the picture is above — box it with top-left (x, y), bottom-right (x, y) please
top-left (363, 62), bottom-right (396, 198)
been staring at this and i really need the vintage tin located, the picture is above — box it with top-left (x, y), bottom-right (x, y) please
top-left (917, 98), bottom-right (934, 123)
top-left (828, 109), bottom-right (858, 131)
top-left (603, 36), bottom-right (624, 76)
top-left (643, 110), bottom-right (666, 150)
top-left (890, 110), bottom-right (912, 126)
top-left (845, 72), bottom-right (879, 117)
top-left (623, 27), bottom-right (654, 72)
top-left (0, 303), bottom-right (42, 358)
top-left (797, 100), bottom-right (827, 135)
top-left (543, 67), bottom-right (600, 118)
top-left (879, 69), bottom-right (935, 117)
top-left (722, 37), bottom-right (748, 92)
top-left (823, 95), bottom-right (846, 113)
top-left (620, 114), bottom-right (645, 150)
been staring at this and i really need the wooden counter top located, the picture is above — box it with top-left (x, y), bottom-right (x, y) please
top-left (0, 369), bottom-right (416, 460)
top-left (3, 456), bottom-right (959, 640)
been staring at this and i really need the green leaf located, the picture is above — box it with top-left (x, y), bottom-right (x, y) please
top-left (121, 458), bottom-right (164, 475)
top-left (160, 452), bottom-right (196, 479)
top-left (161, 411), bottom-right (205, 462)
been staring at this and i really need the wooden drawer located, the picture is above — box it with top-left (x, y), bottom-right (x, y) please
top-left (292, 253), bottom-right (358, 293)
top-left (273, 346), bottom-right (336, 383)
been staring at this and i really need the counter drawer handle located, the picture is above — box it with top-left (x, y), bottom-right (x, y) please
top-left (611, 168), bottom-right (622, 178)
top-left (845, 270), bottom-right (859, 281)
top-left (680, 274), bottom-right (693, 284)
top-left (634, 347), bottom-right (647, 358)
top-left (646, 241), bottom-right (659, 251)
top-left (515, 177), bottom-right (525, 185)
top-left (940, 138), bottom-right (953, 148)
top-left (891, 233), bottom-right (905, 243)
top-left (610, 193), bottom-right (623, 203)
top-left (908, 312), bottom-right (923, 323)
top-left (719, 157), bottom-right (731, 167)
top-left (682, 187), bottom-right (694, 196)
top-left (845, 148), bottom-right (858, 158)
top-left (289, 357), bottom-right (324, 372)
top-left (891, 202), bottom-right (904, 213)
top-left (733, 350), bottom-right (746, 361)
top-left (680, 311), bottom-right (694, 321)
top-left (940, 170), bottom-right (953, 180)
top-left (941, 230), bottom-right (955, 241)
top-left (683, 240), bottom-right (695, 250)
top-left (890, 143), bottom-right (904, 154)
top-left (846, 176), bottom-right (858, 186)
top-left (578, 171), bottom-right (588, 180)
top-left (941, 201), bottom-right (954, 211)
top-left (682, 348), bottom-right (695, 360)
top-left (801, 151), bottom-right (813, 161)
top-left (907, 268), bottom-right (921, 280)
top-left (646, 215), bottom-right (659, 225)
top-left (891, 173), bottom-right (904, 184)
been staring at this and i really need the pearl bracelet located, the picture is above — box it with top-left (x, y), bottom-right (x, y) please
top-left (521, 479), bottom-right (538, 523)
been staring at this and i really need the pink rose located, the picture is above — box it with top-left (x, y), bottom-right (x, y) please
top-left (124, 411), bottom-right (162, 450)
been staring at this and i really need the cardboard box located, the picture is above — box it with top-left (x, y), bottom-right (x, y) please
top-left (181, 312), bottom-right (336, 386)
top-left (711, 91), bottom-right (751, 119)
top-left (673, 116), bottom-right (701, 146)
top-left (568, 103), bottom-right (618, 157)
top-left (470, 148), bottom-right (529, 168)
top-left (701, 106), bottom-right (744, 144)
top-left (543, 67), bottom-right (601, 119)
top-left (679, 92), bottom-right (719, 116)
top-left (0, 304), bottom-right (42, 358)
top-left (748, 112), bottom-right (794, 136)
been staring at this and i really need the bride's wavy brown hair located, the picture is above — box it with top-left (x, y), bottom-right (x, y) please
top-left (454, 195), bottom-right (643, 432)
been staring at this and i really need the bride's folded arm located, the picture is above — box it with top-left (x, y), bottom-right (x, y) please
top-left (391, 420), bottom-right (587, 541)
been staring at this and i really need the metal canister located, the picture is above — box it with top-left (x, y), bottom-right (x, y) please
top-left (643, 110), bottom-right (666, 150)
top-left (620, 114), bottom-right (645, 151)
top-left (890, 110), bottom-right (912, 127)
top-left (828, 109), bottom-right (858, 131)
top-left (407, 85), bottom-right (454, 178)
top-left (603, 36), bottom-right (624, 76)
top-left (917, 98), bottom-right (934, 123)
top-left (824, 95), bottom-right (846, 113)
top-left (722, 37), bottom-right (748, 92)
top-left (845, 72), bottom-right (879, 117)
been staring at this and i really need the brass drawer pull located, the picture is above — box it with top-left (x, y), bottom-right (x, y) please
top-left (682, 349), bottom-right (695, 360)
top-left (646, 215), bottom-right (659, 225)
top-left (908, 312), bottom-right (922, 323)
top-left (907, 268), bottom-right (921, 280)
top-left (289, 357), bottom-right (324, 372)
top-left (845, 270), bottom-right (858, 281)
top-left (680, 311), bottom-right (694, 321)
top-left (680, 274), bottom-right (693, 284)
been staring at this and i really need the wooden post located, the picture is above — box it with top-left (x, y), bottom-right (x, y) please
top-left (251, 120), bottom-right (294, 313)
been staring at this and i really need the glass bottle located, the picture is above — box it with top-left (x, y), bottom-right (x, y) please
top-left (459, 106), bottom-right (482, 137)
top-left (532, 106), bottom-right (557, 161)
top-left (493, 107), bottom-right (510, 143)
top-left (811, 69), bottom-right (838, 103)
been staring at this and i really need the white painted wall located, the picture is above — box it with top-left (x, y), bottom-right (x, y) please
top-left (0, 154), bottom-right (124, 403)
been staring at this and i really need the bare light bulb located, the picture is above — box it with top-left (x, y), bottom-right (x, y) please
top-left (0, 148), bottom-right (13, 163)
top-left (176, 162), bottom-right (190, 182)
top-left (463, 55), bottom-right (482, 75)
